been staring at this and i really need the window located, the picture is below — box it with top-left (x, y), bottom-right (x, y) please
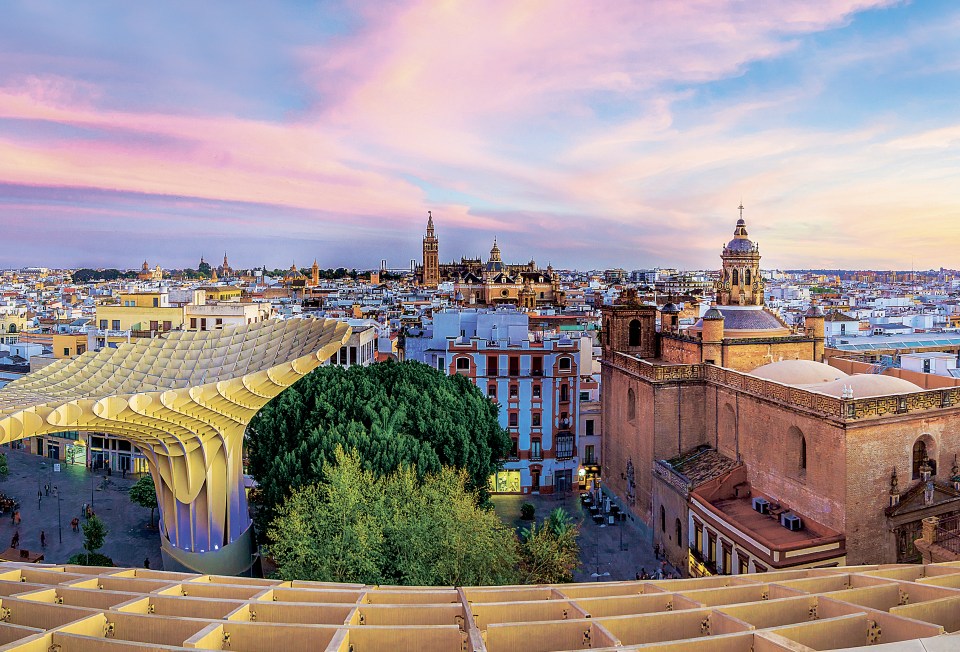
top-left (585, 419), bottom-right (594, 437)
top-left (487, 355), bottom-right (499, 376)
top-left (456, 357), bottom-right (470, 372)
top-left (532, 384), bottom-right (541, 399)
top-left (532, 413), bottom-right (541, 427)
top-left (111, 320), bottom-right (120, 331)
top-left (732, 268), bottom-right (739, 285)
top-left (150, 320), bottom-right (159, 331)
top-left (708, 532), bottom-right (716, 564)
top-left (660, 505), bottom-right (666, 532)
top-left (509, 356), bottom-right (520, 377)
top-left (800, 436), bottom-right (807, 471)
top-left (190, 318), bottom-right (197, 329)
top-left (629, 319), bottom-right (641, 346)
top-left (560, 385), bottom-right (569, 402)
top-left (913, 438), bottom-right (936, 479)
top-left (509, 438), bottom-right (519, 459)
top-left (627, 387), bottom-right (636, 422)
top-left (216, 318), bottom-right (223, 327)
top-left (580, 391), bottom-right (589, 401)
top-left (558, 357), bottom-right (572, 372)
top-left (63, 348), bottom-right (70, 356)
top-left (676, 519), bottom-right (682, 548)
top-left (532, 356), bottom-right (543, 376)
top-left (745, 268), bottom-right (751, 285)
top-left (584, 445), bottom-right (595, 464)
top-left (488, 384), bottom-right (497, 398)
top-left (508, 412), bottom-right (518, 428)
top-left (510, 384), bottom-right (518, 398)
top-left (437, 357), bottom-right (445, 371)
top-left (555, 432), bottom-right (574, 460)
top-left (694, 522), bottom-right (703, 552)
top-left (99, 319), bottom-right (107, 330)
top-left (738, 554), bottom-right (748, 575)
top-left (152, 297), bottom-right (159, 307)
top-left (722, 544), bottom-right (732, 575)
top-left (531, 438), bottom-right (542, 460)
top-left (604, 319), bottom-right (610, 345)
top-left (162, 321), bottom-right (172, 331)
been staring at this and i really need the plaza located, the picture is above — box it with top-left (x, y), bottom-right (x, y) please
top-left (0, 447), bottom-right (160, 568)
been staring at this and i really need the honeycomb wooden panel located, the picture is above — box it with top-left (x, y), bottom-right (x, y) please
top-left (0, 562), bottom-right (954, 651)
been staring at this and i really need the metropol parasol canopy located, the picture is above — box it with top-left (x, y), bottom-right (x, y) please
top-left (0, 318), bottom-right (350, 576)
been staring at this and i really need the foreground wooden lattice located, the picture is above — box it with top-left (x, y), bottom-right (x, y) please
top-left (0, 562), bottom-right (957, 650)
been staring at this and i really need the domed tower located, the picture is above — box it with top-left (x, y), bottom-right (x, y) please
top-left (422, 211), bottom-right (439, 288)
top-left (804, 303), bottom-right (826, 362)
top-left (700, 304), bottom-right (725, 365)
top-left (715, 205), bottom-right (764, 307)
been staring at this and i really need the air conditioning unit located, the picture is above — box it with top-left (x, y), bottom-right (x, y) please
top-left (752, 497), bottom-right (770, 514)
top-left (781, 513), bottom-right (803, 531)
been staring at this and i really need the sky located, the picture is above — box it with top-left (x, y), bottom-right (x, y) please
top-left (1, 0), bottom-right (959, 272)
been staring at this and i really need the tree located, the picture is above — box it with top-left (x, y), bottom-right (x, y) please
top-left (518, 508), bottom-right (580, 584)
top-left (81, 516), bottom-right (108, 565)
top-left (129, 475), bottom-right (159, 528)
top-left (0, 453), bottom-right (9, 480)
top-left (198, 260), bottom-right (212, 276)
top-left (269, 447), bottom-right (519, 586)
top-left (248, 362), bottom-right (510, 530)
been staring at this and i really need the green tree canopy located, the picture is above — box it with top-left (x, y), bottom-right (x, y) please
top-left (247, 361), bottom-right (510, 526)
top-left (269, 447), bottom-right (519, 586)
top-left (82, 516), bottom-right (108, 564)
top-left (518, 508), bottom-right (580, 584)
top-left (129, 475), bottom-right (159, 528)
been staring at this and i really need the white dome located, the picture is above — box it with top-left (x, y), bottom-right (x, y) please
top-left (751, 359), bottom-right (849, 385)
top-left (798, 374), bottom-right (922, 398)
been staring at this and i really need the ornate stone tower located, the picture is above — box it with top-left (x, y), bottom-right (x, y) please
top-left (715, 205), bottom-right (764, 307)
top-left (804, 304), bottom-right (826, 362)
top-left (422, 211), bottom-right (439, 288)
top-left (600, 288), bottom-right (658, 360)
top-left (311, 259), bottom-right (320, 287)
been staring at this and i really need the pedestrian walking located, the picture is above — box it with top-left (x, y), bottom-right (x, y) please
top-left (71, 517), bottom-right (79, 532)
top-left (14, 511), bottom-right (20, 526)
top-left (143, 557), bottom-right (150, 569)
top-left (40, 531), bottom-right (46, 548)
top-left (44, 484), bottom-right (49, 497)
top-left (10, 531), bottom-right (19, 549)
top-left (81, 503), bottom-right (87, 517)
top-left (654, 567), bottom-right (663, 580)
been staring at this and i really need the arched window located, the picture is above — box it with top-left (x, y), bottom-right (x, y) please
top-left (745, 268), bottom-right (751, 285)
top-left (627, 388), bottom-right (636, 422)
top-left (676, 518), bottom-right (682, 548)
top-left (800, 436), bottom-right (807, 471)
top-left (629, 319), bottom-right (641, 347)
top-left (732, 268), bottom-right (738, 285)
top-left (558, 357), bottom-right (572, 372)
top-left (912, 438), bottom-right (937, 479)
top-left (660, 505), bottom-right (666, 533)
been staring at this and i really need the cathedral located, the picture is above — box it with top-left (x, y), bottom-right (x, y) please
top-left (417, 212), bottom-right (564, 308)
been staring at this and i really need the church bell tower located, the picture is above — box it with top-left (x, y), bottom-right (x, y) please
top-left (422, 211), bottom-right (439, 288)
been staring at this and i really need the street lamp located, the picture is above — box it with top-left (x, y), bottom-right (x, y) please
top-left (54, 485), bottom-right (61, 544)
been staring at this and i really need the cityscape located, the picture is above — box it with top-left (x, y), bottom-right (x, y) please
top-left (3, 2), bottom-right (960, 651)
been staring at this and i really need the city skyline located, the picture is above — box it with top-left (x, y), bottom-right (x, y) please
top-left (2, 1), bottom-right (959, 270)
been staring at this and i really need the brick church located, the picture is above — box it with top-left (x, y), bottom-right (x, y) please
top-left (602, 211), bottom-right (960, 577)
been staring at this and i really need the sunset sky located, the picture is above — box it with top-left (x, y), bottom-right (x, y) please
top-left (2, 1), bottom-right (959, 271)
